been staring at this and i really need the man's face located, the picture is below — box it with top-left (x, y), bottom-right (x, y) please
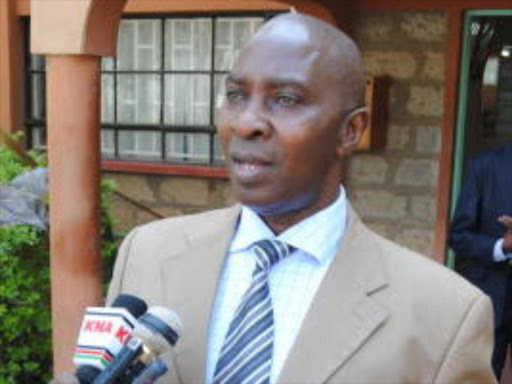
top-left (217, 33), bottom-right (349, 216)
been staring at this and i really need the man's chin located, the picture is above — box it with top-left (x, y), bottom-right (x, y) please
top-left (235, 192), bottom-right (286, 217)
top-left (240, 194), bottom-right (311, 219)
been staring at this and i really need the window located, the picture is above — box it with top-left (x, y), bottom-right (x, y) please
top-left (26, 15), bottom-right (269, 166)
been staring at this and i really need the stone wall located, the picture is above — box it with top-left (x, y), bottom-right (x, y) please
top-left (105, 172), bottom-right (234, 234)
top-left (346, 10), bottom-right (446, 257)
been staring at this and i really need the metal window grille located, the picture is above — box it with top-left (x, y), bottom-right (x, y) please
top-left (25, 13), bottom-right (276, 166)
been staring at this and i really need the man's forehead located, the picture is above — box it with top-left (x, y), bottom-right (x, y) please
top-left (233, 42), bottom-right (320, 78)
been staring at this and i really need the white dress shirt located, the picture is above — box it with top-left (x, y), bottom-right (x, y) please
top-left (205, 187), bottom-right (347, 384)
top-left (493, 238), bottom-right (512, 262)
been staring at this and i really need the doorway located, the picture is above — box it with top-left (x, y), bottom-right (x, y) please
top-left (450, 9), bottom-right (512, 267)
top-left (450, 10), bottom-right (512, 383)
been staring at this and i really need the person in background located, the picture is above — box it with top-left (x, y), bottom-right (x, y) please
top-left (450, 143), bottom-right (512, 380)
top-left (54, 12), bottom-right (496, 384)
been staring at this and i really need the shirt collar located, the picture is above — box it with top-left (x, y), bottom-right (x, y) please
top-left (230, 187), bottom-right (347, 264)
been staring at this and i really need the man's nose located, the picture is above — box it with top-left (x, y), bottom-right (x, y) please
top-left (230, 99), bottom-right (271, 139)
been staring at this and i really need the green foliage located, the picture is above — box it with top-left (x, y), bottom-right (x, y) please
top-left (0, 141), bottom-right (120, 383)
top-left (99, 178), bottom-right (120, 293)
top-left (0, 132), bottom-right (45, 184)
top-left (0, 225), bottom-right (51, 383)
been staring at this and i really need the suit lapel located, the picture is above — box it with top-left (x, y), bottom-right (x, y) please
top-left (278, 206), bottom-right (389, 384)
top-left (158, 206), bottom-right (241, 384)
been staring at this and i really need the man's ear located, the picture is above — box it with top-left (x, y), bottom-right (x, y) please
top-left (337, 107), bottom-right (368, 156)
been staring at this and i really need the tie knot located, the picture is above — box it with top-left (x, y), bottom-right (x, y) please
top-left (251, 239), bottom-right (294, 271)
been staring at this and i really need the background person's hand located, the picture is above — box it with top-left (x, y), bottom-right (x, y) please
top-left (498, 214), bottom-right (512, 230)
top-left (49, 372), bottom-right (79, 384)
top-left (498, 215), bottom-right (512, 254)
top-left (503, 230), bottom-right (512, 254)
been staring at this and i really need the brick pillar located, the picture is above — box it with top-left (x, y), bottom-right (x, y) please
top-left (46, 55), bottom-right (103, 374)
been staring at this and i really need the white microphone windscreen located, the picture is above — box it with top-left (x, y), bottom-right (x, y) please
top-left (133, 306), bottom-right (182, 355)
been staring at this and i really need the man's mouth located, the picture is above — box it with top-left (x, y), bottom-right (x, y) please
top-left (230, 155), bottom-right (274, 181)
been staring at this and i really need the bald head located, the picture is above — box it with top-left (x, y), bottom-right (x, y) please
top-left (246, 13), bottom-right (366, 109)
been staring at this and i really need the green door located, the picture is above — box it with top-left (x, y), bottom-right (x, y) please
top-left (449, 9), bottom-right (512, 268)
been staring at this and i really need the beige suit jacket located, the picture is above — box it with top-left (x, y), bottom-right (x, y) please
top-left (107, 204), bottom-right (496, 384)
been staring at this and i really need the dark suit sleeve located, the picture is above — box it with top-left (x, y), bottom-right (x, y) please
top-left (449, 157), bottom-right (498, 266)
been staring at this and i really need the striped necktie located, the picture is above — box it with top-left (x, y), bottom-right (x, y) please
top-left (213, 239), bottom-right (294, 384)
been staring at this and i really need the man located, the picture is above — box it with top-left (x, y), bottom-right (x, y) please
top-left (449, 143), bottom-right (512, 379)
top-left (59, 13), bottom-right (495, 384)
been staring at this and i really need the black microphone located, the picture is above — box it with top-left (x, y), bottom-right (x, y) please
top-left (131, 358), bottom-right (168, 384)
top-left (92, 306), bottom-right (182, 384)
top-left (73, 294), bottom-right (148, 384)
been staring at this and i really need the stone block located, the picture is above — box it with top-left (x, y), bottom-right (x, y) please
top-left (422, 52), bottom-right (444, 81)
top-left (416, 125), bottom-right (441, 153)
top-left (400, 12), bottom-right (446, 42)
top-left (203, 179), bottom-right (235, 208)
top-left (411, 195), bottom-right (437, 223)
top-left (110, 196), bottom-right (138, 234)
top-left (406, 85), bottom-right (444, 117)
top-left (135, 208), bottom-right (163, 229)
top-left (363, 51), bottom-right (417, 79)
top-left (394, 228), bottom-right (434, 256)
top-left (366, 222), bottom-right (392, 239)
top-left (351, 190), bottom-right (407, 220)
top-left (347, 154), bottom-right (388, 184)
top-left (159, 177), bottom-right (210, 207)
top-left (220, 181), bottom-right (236, 206)
top-left (151, 205), bottom-right (184, 219)
top-left (107, 174), bottom-right (157, 203)
top-left (387, 124), bottom-right (410, 150)
top-left (352, 13), bottom-right (393, 42)
top-left (395, 159), bottom-right (439, 187)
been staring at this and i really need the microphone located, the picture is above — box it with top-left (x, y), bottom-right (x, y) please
top-left (122, 306), bottom-right (183, 382)
top-left (93, 306), bottom-right (182, 384)
top-left (73, 294), bottom-right (147, 384)
top-left (131, 358), bottom-right (168, 384)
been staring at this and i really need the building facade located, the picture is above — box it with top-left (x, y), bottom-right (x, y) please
top-left (1, 0), bottom-right (511, 373)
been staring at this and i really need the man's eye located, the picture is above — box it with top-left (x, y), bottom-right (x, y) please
top-left (275, 94), bottom-right (301, 107)
top-left (226, 89), bottom-right (245, 102)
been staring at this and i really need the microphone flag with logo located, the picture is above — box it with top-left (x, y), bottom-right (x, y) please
top-left (73, 294), bottom-right (147, 377)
